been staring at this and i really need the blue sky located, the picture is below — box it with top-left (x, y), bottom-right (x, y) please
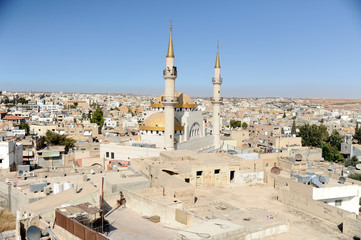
top-left (0, 0), bottom-right (361, 98)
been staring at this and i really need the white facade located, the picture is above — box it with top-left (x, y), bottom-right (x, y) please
top-left (312, 185), bottom-right (361, 214)
top-left (0, 141), bottom-right (23, 170)
top-left (100, 143), bottom-right (162, 162)
top-left (105, 118), bottom-right (118, 128)
top-left (11, 129), bottom-right (26, 136)
top-left (39, 105), bottom-right (62, 112)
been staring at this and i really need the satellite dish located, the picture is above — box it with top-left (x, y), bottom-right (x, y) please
top-left (328, 165), bottom-right (334, 171)
top-left (338, 177), bottom-right (346, 184)
top-left (295, 154), bottom-right (302, 161)
top-left (27, 225), bottom-right (41, 240)
top-left (356, 164), bottom-right (361, 170)
top-left (271, 166), bottom-right (281, 175)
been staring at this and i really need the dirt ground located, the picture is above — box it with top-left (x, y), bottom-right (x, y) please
top-left (193, 184), bottom-right (351, 240)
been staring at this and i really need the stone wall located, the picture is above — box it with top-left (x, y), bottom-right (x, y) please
top-left (119, 187), bottom-right (202, 229)
top-left (276, 187), bottom-right (355, 225)
top-left (0, 182), bottom-right (44, 214)
top-left (265, 172), bottom-right (313, 197)
top-left (343, 216), bottom-right (361, 238)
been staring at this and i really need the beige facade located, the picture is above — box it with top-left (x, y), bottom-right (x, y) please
top-left (274, 137), bottom-right (302, 149)
top-left (230, 129), bottom-right (249, 148)
top-left (30, 124), bottom-right (100, 138)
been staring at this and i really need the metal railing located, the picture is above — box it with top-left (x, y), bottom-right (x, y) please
top-left (212, 77), bottom-right (223, 84)
top-left (210, 97), bottom-right (223, 102)
top-left (163, 66), bottom-right (177, 77)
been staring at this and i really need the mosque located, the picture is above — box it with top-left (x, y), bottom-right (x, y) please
top-left (138, 23), bottom-right (223, 151)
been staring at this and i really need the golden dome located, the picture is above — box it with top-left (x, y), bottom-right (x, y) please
top-left (151, 92), bottom-right (196, 109)
top-left (139, 112), bottom-right (184, 131)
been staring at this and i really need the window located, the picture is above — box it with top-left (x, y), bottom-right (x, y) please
top-left (106, 152), bottom-right (109, 158)
top-left (185, 178), bottom-right (190, 183)
top-left (335, 200), bottom-right (342, 206)
top-left (214, 169), bottom-right (220, 174)
top-left (196, 171), bottom-right (203, 176)
top-left (111, 152), bottom-right (114, 159)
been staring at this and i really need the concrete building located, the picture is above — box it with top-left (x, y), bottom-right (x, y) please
top-left (0, 141), bottom-right (23, 171)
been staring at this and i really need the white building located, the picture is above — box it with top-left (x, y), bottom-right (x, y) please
top-left (0, 141), bottom-right (23, 170)
top-left (312, 184), bottom-right (361, 214)
top-left (104, 118), bottom-right (118, 128)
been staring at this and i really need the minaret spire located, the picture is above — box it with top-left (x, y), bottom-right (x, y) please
top-left (167, 20), bottom-right (174, 58)
top-left (215, 40), bottom-right (220, 68)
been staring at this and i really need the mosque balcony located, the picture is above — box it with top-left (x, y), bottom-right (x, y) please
top-left (210, 97), bottom-right (223, 102)
top-left (163, 66), bottom-right (177, 78)
top-left (161, 96), bottom-right (179, 103)
top-left (212, 77), bottom-right (223, 84)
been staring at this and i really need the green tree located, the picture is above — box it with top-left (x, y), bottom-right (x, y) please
top-left (230, 120), bottom-right (242, 129)
top-left (321, 143), bottom-right (332, 161)
top-left (19, 123), bottom-right (30, 135)
top-left (326, 130), bottom-right (343, 151)
top-left (282, 112), bottom-right (286, 118)
top-left (17, 97), bottom-right (28, 104)
top-left (353, 122), bottom-right (361, 143)
top-left (321, 142), bottom-right (344, 163)
top-left (291, 119), bottom-right (296, 135)
top-left (241, 122), bottom-right (248, 129)
top-left (298, 124), bottom-right (328, 147)
top-left (45, 130), bottom-right (75, 152)
top-left (345, 156), bottom-right (359, 167)
top-left (90, 108), bottom-right (104, 126)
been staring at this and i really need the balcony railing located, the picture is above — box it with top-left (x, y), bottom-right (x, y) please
top-left (210, 97), bottom-right (223, 102)
top-left (161, 96), bottom-right (179, 103)
top-left (163, 66), bottom-right (177, 77)
top-left (212, 77), bottom-right (223, 84)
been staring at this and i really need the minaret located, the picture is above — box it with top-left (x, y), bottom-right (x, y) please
top-left (163, 21), bottom-right (177, 150)
top-left (212, 41), bottom-right (223, 149)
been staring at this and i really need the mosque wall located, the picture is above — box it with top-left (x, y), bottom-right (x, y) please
top-left (176, 135), bottom-right (214, 151)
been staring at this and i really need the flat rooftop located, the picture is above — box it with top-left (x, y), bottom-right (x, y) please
top-left (106, 207), bottom-right (178, 240)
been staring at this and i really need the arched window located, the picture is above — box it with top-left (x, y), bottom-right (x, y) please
top-left (189, 122), bottom-right (201, 139)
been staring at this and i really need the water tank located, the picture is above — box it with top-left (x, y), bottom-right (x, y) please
top-left (64, 181), bottom-right (74, 191)
top-left (53, 182), bottom-right (63, 194)
top-left (26, 226), bottom-right (41, 240)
